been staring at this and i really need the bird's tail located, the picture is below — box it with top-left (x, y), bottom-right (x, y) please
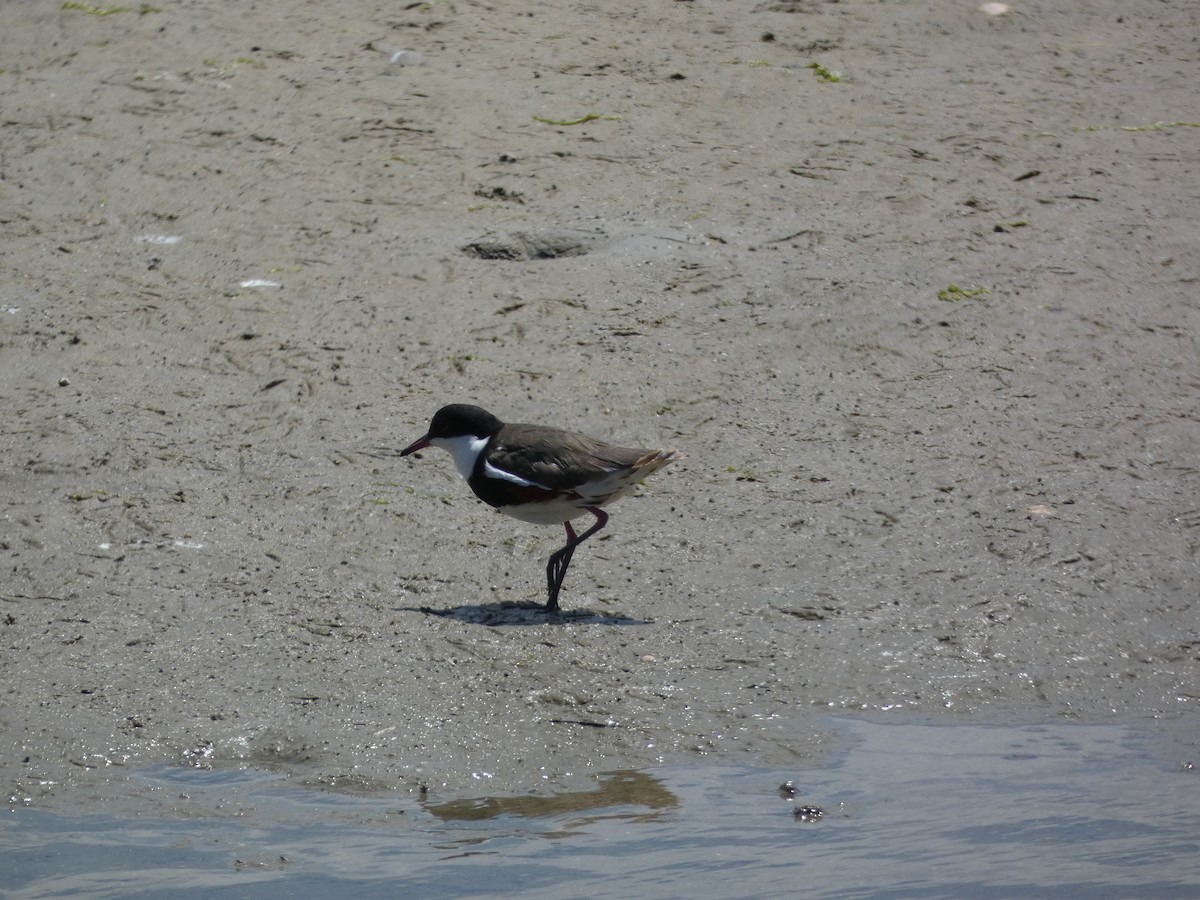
top-left (632, 448), bottom-right (684, 476)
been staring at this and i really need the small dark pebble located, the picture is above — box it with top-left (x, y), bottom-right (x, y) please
top-left (777, 781), bottom-right (797, 798)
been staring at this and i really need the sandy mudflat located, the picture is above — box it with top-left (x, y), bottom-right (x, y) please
top-left (2, 0), bottom-right (1197, 807)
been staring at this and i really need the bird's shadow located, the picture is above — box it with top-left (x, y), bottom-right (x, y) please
top-left (396, 601), bottom-right (650, 627)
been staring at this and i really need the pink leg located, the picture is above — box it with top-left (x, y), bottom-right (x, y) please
top-left (545, 507), bottom-right (608, 610)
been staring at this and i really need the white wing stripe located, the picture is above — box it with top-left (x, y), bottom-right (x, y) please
top-left (483, 459), bottom-right (551, 490)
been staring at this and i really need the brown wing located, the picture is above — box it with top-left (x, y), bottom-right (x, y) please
top-left (488, 424), bottom-right (652, 491)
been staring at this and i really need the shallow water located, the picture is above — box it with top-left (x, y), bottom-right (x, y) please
top-left (4, 718), bottom-right (1198, 899)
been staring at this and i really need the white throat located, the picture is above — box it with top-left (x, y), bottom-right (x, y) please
top-left (431, 433), bottom-right (489, 480)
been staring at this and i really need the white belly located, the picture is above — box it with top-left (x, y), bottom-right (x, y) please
top-left (499, 495), bottom-right (601, 525)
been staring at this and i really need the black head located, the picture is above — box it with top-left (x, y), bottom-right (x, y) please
top-left (428, 404), bottom-right (504, 440)
top-left (400, 404), bottom-right (504, 456)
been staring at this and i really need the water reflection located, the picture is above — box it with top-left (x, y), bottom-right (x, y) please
top-left (422, 770), bottom-right (678, 822)
top-left (4, 719), bottom-right (1197, 899)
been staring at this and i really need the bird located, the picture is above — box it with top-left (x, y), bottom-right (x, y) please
top-left (399, 404), bottom-right (682, 611)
